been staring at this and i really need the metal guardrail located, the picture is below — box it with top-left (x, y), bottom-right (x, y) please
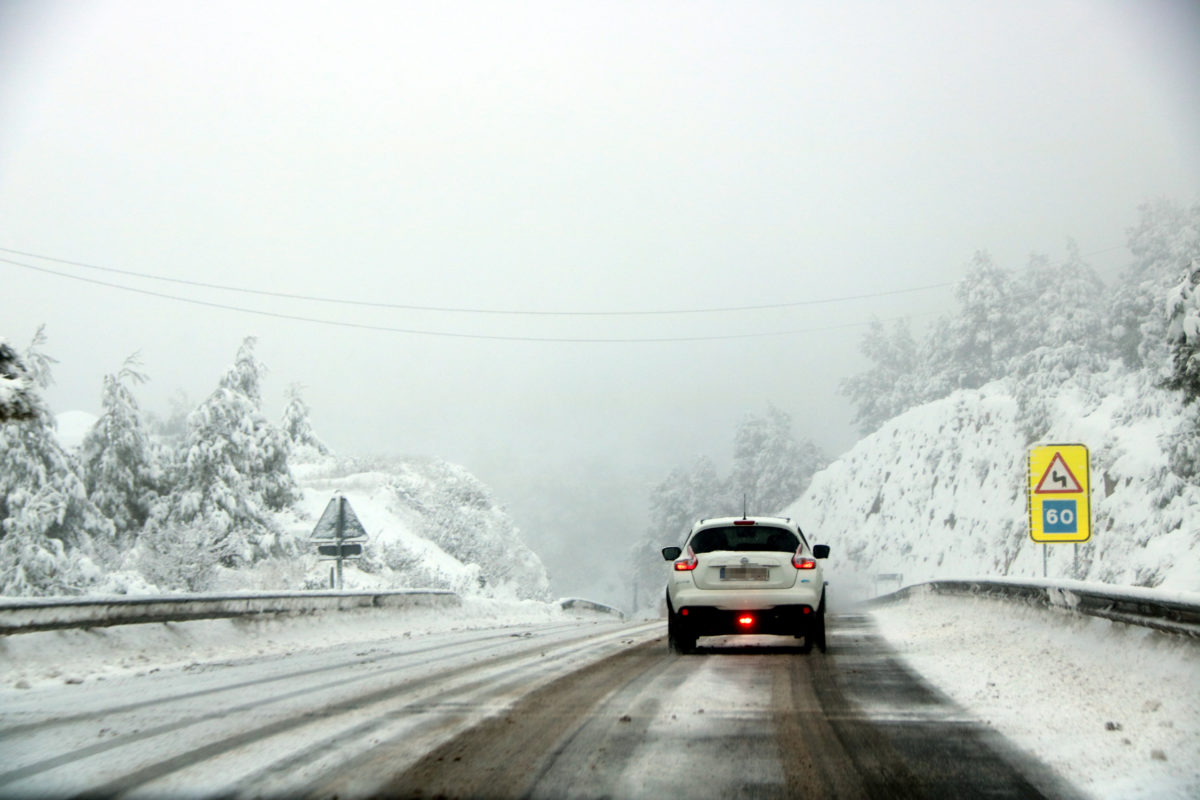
top-left (558, 597), bottom-right (625, 619)
top-left (0, 589), bottom-right (461, 636)
top-left (865, 579), bottom-right (1200, 639)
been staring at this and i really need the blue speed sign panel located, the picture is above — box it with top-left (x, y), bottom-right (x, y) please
top-left (1041, 500), bottom-right (1078, 534)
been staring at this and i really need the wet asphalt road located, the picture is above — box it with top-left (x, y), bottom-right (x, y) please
top-left (0, 615), bottom-right (1081, 799)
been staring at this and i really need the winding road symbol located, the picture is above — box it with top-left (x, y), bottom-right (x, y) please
top-left (1034, 452), bottom-right (1083, 494)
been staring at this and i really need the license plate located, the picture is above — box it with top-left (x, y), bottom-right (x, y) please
top-left (720, 566), bottom-right (768, 581)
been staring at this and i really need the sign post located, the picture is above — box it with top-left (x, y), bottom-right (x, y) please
top-left (1028, 444), bottom-right (1090, 576)
top-left (310, 493), bottom-right (368, 590)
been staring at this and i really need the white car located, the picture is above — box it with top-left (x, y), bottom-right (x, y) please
top-left (661, 515), bottom-right (829, 654)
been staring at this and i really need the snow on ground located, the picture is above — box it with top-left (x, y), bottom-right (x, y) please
top-left (285, 467), bottom-right (480, 591)
top-left (870, 591), bottom-right (1200, 800)
top-left (286, 456), bottom-right (550, 599)
top-left (0, 598), bottom-right (585, 691)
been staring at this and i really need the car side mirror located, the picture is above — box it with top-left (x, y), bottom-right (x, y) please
top-left (813, 544), bottom-right (830, 559)
top-left (662, 546), bottom-right (682, 561)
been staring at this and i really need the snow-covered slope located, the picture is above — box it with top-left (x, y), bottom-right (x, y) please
top-left (789, 370), bottom-right (1200, 599)
top-left (283, 455), bottom-right (551, 601)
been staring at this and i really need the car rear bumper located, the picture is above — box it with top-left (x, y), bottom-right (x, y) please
top-left (669, 584), bottom-right (823, 611)
top-left (671, 604), bottom-right (818, 637)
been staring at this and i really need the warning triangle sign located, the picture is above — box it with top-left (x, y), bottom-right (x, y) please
top-left (1034, 452), bottom-right (1083, 494)
top-left (310, 494), bottom-right (369, 540)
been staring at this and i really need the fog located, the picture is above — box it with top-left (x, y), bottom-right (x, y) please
top-left (3, 0), bottom-right (1198, 597)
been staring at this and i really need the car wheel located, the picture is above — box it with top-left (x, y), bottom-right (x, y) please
top-left (814, 597), bottom-right (827, 654)
top-left (667, 614), bottom-right (695, 654)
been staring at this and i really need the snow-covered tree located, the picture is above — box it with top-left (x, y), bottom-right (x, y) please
top-left (0, 339), bottom-right (38, 422)
top-left (840, 317), bottom-right (925, 435)
top-left (79, 355), bottom-right (160, 538)
top-left (1164, 260), bottom-right (1200, 403)
top-left (1109, 198), bottom-right (1200, 371)
top-left (389, 457), bottom-right (549, 599)
top-left (0, 328), bottom-right (112, 595)
top-left (648, 455), bottom-right (732, 542)
top-left (630, 455), bottom-right (734, 613)
top-left (151, 336), bottom-right (297, 567)
top-left (732, 405), bottom-right (827, 514)
top-left (930, 252), bottom-right (1024, 391)
top-left (1162, 259), bottom-right (1200, 481)
top-left (1007, 245), bottom-right (1112, 442)
top-left (1015, 243), bottom-right (1108, 355)
top-left (281, 383), bottom-right (330, 459)
top-left (137, 518), bottom-right (225, 592)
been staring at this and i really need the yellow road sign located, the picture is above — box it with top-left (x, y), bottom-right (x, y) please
top-left (1028, 444), bottom-right (1090, 542)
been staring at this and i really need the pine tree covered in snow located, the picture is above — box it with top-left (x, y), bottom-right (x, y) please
top-left (1007, 245), bottom-right (1111, 441)
top-left (1164, 260), bottom-right (1200, 404)
top-left (281, 383), bottom-right (330, 459)
top-left (732, 405), bottom-right (827, 514)
top-left (1015, 242), bottom-right (1108, 355)
top-left (78, 355), bottom-right (161, 539)
top-left (931, 251), bottom-right (1024, 391)
top-left (0, 328), bottom-right (113, 595)
top-left (1162, 259), bottom-right (1200, 481)
top-left (839, 318), bottom-right (924, 435)
top-left (0, 339), bottom-right (38, 423)
top-left (147, 337), bottom-right (297, 569)
top-left (648, 456), bottom-right (732, 539)
top-left (1109, 199), bottom-right (1200, 371)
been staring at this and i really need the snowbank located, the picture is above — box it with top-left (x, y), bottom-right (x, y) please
top-left (871, 592), bottom-right (1200, 800)
top-left (0, 596), bottom-right (585, 690)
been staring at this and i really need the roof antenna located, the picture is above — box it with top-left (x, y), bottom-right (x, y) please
top-left (742, 493), bottom-right (747, 520)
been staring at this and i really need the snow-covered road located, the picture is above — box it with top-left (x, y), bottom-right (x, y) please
top-left (0, 604), bottom-right (1095, 799)
top-left (0, 616), bottom-right (658, 798)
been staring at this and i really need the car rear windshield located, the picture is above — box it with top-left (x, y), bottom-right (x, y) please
top-left (688, 525), bottom-right (800, 554)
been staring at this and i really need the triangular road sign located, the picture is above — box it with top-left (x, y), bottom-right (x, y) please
top-left (1034, 452), bottom-right (1083, 494)
top-left (310, 494), bottom-right (369, 540)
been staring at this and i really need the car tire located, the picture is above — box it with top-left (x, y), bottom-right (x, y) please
top-left (814, 596), bottom-right (827, 654)
top-left (667, 614), bottom-right (695, 654)
top-left (669, 630), bottom-right (696, 655)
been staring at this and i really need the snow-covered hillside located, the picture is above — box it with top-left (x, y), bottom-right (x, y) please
top-left (789, 368), bottom-right (1200, 598)
top-left (283, 455), bottom-right (550, 601)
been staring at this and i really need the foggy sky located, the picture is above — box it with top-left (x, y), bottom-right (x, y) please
top-left (3, 0), bottom-right (1198, 596)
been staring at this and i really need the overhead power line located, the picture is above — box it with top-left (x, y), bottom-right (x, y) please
top-left (4, 257), bottom-right (940, 343)
top-left (0, 245), bottom-right (955, 316)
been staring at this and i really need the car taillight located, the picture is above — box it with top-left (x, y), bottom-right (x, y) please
top-left (737, 614), bottom-right (755, 627)
top-left (793, 551), bottom-right (816, 569)
top-left (674, 548), bottom-right (698, 571)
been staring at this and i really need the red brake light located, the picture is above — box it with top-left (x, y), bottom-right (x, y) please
top-left (738, 614), bottom-right (755, 627)
top-left (674, 547), bottom-right (698, 571)
top-left (793, 551), bottom-right (816, 569)
top-left (733, 519), bottom-right (756, 526)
